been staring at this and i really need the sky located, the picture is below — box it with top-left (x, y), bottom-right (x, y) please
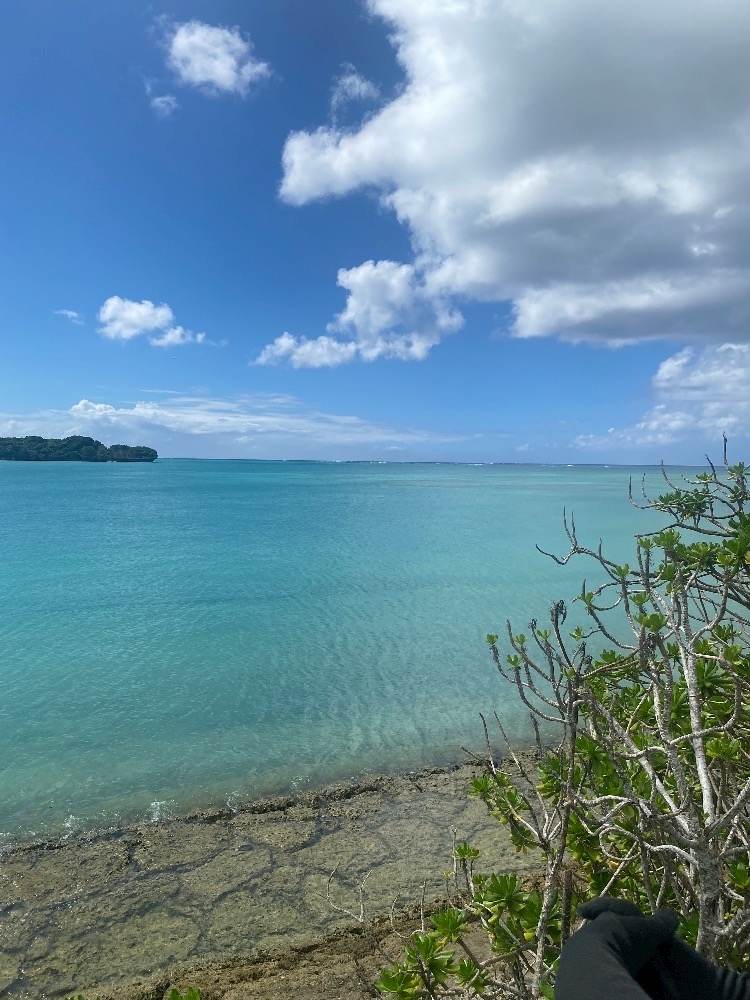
top-left (1, 0), bottom-right (749, 463)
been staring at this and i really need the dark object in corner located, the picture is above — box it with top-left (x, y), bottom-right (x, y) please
top-left (0, 435), bottom-right (157, 462)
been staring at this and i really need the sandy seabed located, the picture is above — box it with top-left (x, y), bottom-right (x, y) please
top-left (0, 756), bottom-right (546, 1000)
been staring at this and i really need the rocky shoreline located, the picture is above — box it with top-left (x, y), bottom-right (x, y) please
top-left (0, 755), bottom-right (547, 999)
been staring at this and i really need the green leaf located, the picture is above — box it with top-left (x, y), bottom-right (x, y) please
top-left (405, 933), bottom-right (459, 984)
top-left (457, 958), bottom-right (488, 992)
top-left (431, 907), bottom-right (469, 941)
top-left (469, 775), bottom-right (494, 799)
top-left (375, 966), bottom-right (421, 998)
top-left (454, 841), bottom-right (480, 860)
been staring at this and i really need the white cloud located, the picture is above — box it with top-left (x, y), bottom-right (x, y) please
top-left (150, 94), bottom-right (179, 117)
top-left (333, 260), bottom-right (416, 338)
top-left (331, 64), bottom-right (379, 117)
top-left (513, 271), bottom-right (748, 342)
top-left (254, 332), bottom-right (359, 368)
top-left (0, 395), bottom-right (470, 459)
top-left (97, 296), bottom-right (207, 348)
top-left (280, 0), bottom-right (750, 351)
top-left (254, 259), bottom-right (463, 367)
top-left (575, 342), bottom-right (750, 450)
top-left (54, 309), bottom-right (84, 325)
top-left (98, 297), bottom-right (174, 341)
top-left (652, 343), bottom-right (750, 400)
top-left (575, 407), bottom-right (700, 450)
top-left (150, 327), bottom-right (206, 349)
top-left (166, 21), bottom-right (269, 96)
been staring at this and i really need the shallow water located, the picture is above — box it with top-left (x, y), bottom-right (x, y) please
top-left (0, 763), bottom-right (542, 999)
top-left (0, 460), bottom-right (685, 843)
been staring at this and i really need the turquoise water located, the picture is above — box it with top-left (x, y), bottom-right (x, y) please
top-left (0, 461), bottom-right (683, 844)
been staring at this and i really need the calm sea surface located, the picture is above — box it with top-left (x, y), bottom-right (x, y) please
top-left (0, 460), bottom-right (687, 844)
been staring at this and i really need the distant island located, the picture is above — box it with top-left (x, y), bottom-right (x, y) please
top-left (0, 435), bottom-right (157, 462)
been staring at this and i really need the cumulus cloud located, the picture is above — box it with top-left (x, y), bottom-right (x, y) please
top-left (254, 259), bottom-right (463, 366)
top-left (97, 296), bottom-right (207, 348)
top-left (165, 21), bottom-right (269, 96)
top-left (0, 395), bottom-right (469, 459)
top-left (254, 332), bottom-right (359, 368)
top-left (332, 260), bottom-right (461, 343)
top-left (575, 343), bottom-right (750, 450)
top-left (54, 309), bottom-right (84, 325)
top-left (280, 0), bottom-right (750, 353)
top-left (331, 64), bottom-right (379, 117)
top-left (98, 297), bottom-right (174, 341)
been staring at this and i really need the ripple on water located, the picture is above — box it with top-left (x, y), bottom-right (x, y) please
top-left (0, 460), bottom-right (676, 844)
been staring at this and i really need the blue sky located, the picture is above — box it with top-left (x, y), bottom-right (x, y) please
top-left (1, 0), bottom-right (749, 462)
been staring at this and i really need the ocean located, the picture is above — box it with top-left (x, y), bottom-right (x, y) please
top-left (0, 460), bottom-right (684, 845)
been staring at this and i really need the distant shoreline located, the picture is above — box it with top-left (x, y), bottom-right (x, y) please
top-left (145, 457), bottom-right (701, 467)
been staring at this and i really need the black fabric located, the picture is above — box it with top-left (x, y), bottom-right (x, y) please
top-left (554, 897), bottom-right (750, 1000)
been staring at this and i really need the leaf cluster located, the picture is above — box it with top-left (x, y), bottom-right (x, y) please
top-left (376, 906), bottom-right (489, 999)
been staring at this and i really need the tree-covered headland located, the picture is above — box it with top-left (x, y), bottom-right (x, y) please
top-left (0, 435), bottom-right (157, 462)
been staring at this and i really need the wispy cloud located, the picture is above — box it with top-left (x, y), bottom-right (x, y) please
top-left (149, 326), bottom-right (206, 349)
top-left (54, 309), bottom-right (84, 325)
top-left (143, 79), bottom-right (179, 117)
top-left (164, 20), bottom-right (270, 96)
top-left (150, 93), bottom-right (179, 117)
top-left (330, 64), bottom-right (379, 120)
top-left (96, 296), bottom-right (208, 348)
top-left (0, 395), bottom-right (472, 459)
